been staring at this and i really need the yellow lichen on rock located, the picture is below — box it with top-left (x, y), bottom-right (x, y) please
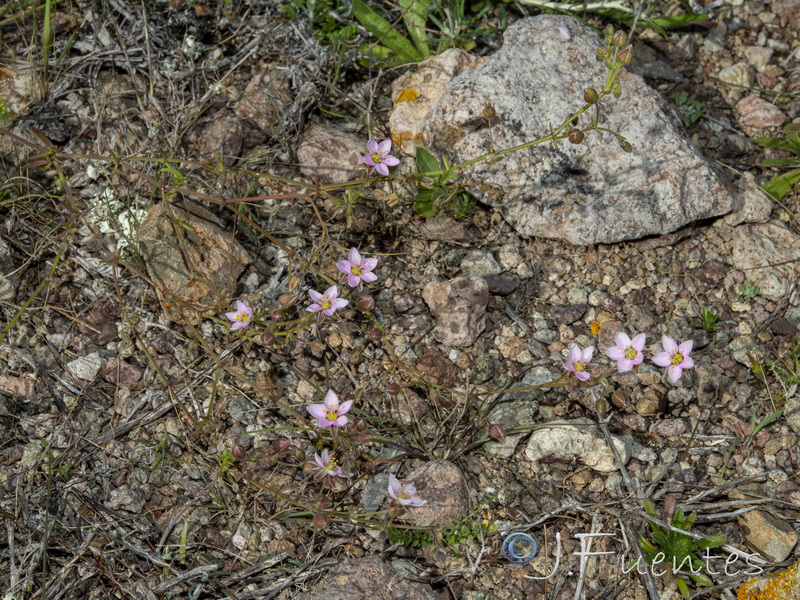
top-left (394, 89), bottom-right (420, 104)
top-left (737, 560), bottom-right (800, 600)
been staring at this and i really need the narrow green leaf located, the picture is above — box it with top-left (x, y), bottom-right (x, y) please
top-left (416, 147), bottom-right (440, 173)
top-left (352, 0), bottom-right (420, 63)
top-left (762, 168), bottom-right (800, 201)
top-left (650, 13), bottom-right (710, 28)
top-left (755, 136), bottom-right (797, 152)
top-left (689, 572), bottom-right (714, 587)
top-left (399, 0), bottom-right (430, 58)
top-left (694, 535), bottom-right (727, 549)
top-left (761, 158), bottom-right (800, 167)
top-left (752, 409), bottom-right (784, 436)
top-left (675, 576), bottom-right (691, 599)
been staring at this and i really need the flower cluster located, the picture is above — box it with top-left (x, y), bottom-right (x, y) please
top-left (565, 334), bottom-right (694, 384)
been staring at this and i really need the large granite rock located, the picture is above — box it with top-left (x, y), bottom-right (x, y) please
top-left (396, 15), bottom-right (733, 245)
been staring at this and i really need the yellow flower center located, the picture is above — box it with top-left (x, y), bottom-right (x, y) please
top-left (320, 296), bottom-right (332, 309)
top-left (671, 352), bottom-right (683, 366)
top-left (371, 152), bottom-right (384, 163)
top-left (351, 263), bottom-right (362, 275)
top-left (325, 409), bottom-right (338, 421)
top-left (574, 362), bottom-right (586, 372)
top-left (625, 347), bottom-right (637, 360)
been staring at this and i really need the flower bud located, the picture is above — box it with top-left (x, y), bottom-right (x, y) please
top-left (481, 102), bottom-right (497, 120)
top-left (613, 88), bottom-right (622, 98)
top-left (278, 293), bottom-right (297, 307)
top-left (312, 513), bottom-right (330, 529)
top-left (596, 48), bottom-right (606, 61)
top-left (617, 45), bottom-right (633, 64)
top-left (352, 418), bottom-right (367, 432)
top-left (232, 445), bottom-right (247, 460)
top-left (619, 138), bottom-right (632, 152)
top-left (303, 460), bottom-right (318, 475)
top-left (595, 398), bottom-right (609, 413)
top-left (271, 310), bottom-right (284, 322)
top-left (568, 129), bottom-right (585, 144)
top-left (386, 383), bottom-right (401, 395)
top-left (356, 431), bottom-right (373, 444)
top-left (294, 448), bottom-right (306, 462)
top-left (356, 295), bottom-right (374, 311)
top-left (318, 496), bottom-right (333, 508)
top-left (260, 331), bottom-right (277, 346)
top-left (287, 276), bottom-right (300, 291)
top-left (488, 424), bottom-right (506, 442)
top-left (369, 328), bottom-right (383, 343)
top-left (272, 438), bottom-right (290, 454)
top-left (612, 30), bottom-right (627, 48)
top-left (603, 24), bottom-right (614, 40)
top-left (437, 394), bottom-right (453, 409)
top-left (610, 390), bottom-right (628, 408)
top-left (583, 88), bottom-right (599, 104)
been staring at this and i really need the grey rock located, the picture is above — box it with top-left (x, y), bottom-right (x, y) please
top-left (108, 489), bottom-right (145, 513)
top-left (460, 249), bottom-right (501, 277)
top-left (649, 418), bottom-right (687, 437)
top-left (728, 334), bottom-right (760, 367)
top-left (722, 173), bottom-right (773, 226)
top-left (67, 352), bottom-right (104, 381)
top-left (482, 274), bottom-right (518, 296)
top-left (297, 555), bottom-right (438, 600)
top-left (524, 417), bottom-right (632, 473)
top-left (422, 277), bottom-right (489, 346)
top-left (408, 16), bottom-right (732, 245)
top-left (484, 400), bottom-right (538, 458)
top-left (786, 394), bottom-right (800, 434)
top-left (731, 222), bottom-right (800, 300)
top-left (717, 62), bottom-right (755, 102)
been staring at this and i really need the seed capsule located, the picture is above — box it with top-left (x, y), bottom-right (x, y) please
top-left (312, 513), bottom-right (330, 529)
top-left (488, 424), bottom-right (506, 442)
top-left (273, 439), bottom-right (290, 453)
top-left (356, 295), bottom-right (374, 311)
top-left (612, 31), bottom-right (627, 48)
top-left (584, 88), bottom-right (599, 104)
top-left (260, 331), bottom-right (277, 346)
top-left (568, 129), bottom-right (585, 144)
top-left (232, 446), bottom-right (246, 460)
top-left (278, 293), bottom-right (297, 307)
top-left (617, 45), bottom-right (633, 64)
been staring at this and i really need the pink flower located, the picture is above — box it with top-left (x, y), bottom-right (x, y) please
top-left (605, 332), bottom-right (646, 372)
top-left (564, 344), bottom-right (594, 381)
top-left (225, 300), bottom-right (253, 331)
top-left (557, 26), bottom-right (571, 40)
top-left (363, 139), bottom-right (399, 176)
top-left (306, 286), bottom-right (348, 316)
top-left (387, 474), bottom-right (426, 507)
top-left (307, 389), bottom-right (353, 429)
top-left (337, 247), bottom-right (378, 288)
top-left (312, 449), bottom-right (350, 479)
top-left (651, 335), bottom-right (694, 384)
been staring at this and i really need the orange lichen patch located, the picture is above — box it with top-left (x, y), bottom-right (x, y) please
top-left (391, 131), bottom-right (423, 147)
top-left (737, 560), bottom-right (800, 600)
top-left (394, 88), bottom-right (420, 104)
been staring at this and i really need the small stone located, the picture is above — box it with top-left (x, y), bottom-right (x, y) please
top-left (525, 417), bottom-right (632, 473)
top-left (550, 303), bottom-right (588, 326)
top-left (717, 62), bottom-right (755, 92)
top-left (102, 358), bottom-right (143, 386)
top-left (460, 249), bottom-right (500, 277)
top-left (422, 277), bottom-right (489, 346)
top-left (482, 274), bottom-right (518, 296)
top-left (189, 111), bottom-right (244, 167)
top-left (297, 124), bottom-right (366, 184)
top-left (786, 394), bottom-right (800, 434)
top-left (401, 460), bottom-right (470, 527)
top-left (108, 489), bottom-right (145, 512)
top-left (732, 222), bottom-right (800, 300)
top-left (0, 375), bottom-right (35, 397)
top-left (737, 509), bottom-right (799, 562)
top-left (735, 94), bottom-right (787, 129)
top-left (483, 400), bottom-right (538, 458)
top-left (67, 352), bottom-right (104, 381)
top-left (649, 418), bottom-right (687, 437)
top-left (743, 46), bottom-right (774, 71)
top-left (636, 389), bottom-right (666, 416)
top-left (415, 347), bottom-right (459, 387)
top-left (722, 173), bottom-right (774, 226)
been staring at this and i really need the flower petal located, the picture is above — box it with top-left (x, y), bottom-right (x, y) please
top-left (377, 139), bottom-right (392, 154)
top-left (236, 300), bottom-right (250, 314)
top-left (606, 346), bottom-right (625, 360)
top-left (332, 298), bottom-right (349, 309)
top-left (332, 415), bottom-right (348, 427)
top-left (668, 365), bottom-right (682, 383)
top-left (582, 346), bottom-right (594, 362)
top-left (306, 304), bottom-right (322, 312)
top-left (375, 163), bottom-right (389, 176)
top-left (680, 355), bottom-right (694, 369)
top-left (615, 331), bottom-right (632, 348)
top-left (307, 404), bottom-right (327, 419)
top-left (360, 271), bottom-right (377, 283)
top-left (631, 333), bottom-right (647, 351)
top-left (230, 321), bottom-right (246, 331)
top-left (348, 247), bottom-right (361, 263)
top-left (338, 399), bottom-right (353, 415)
top-left (631, 353), bottom-right (644, 366)
top-left (324, 285), bottom-right (339, 299)
top-left (336, 260), bottom-right (352, 275)
top-left (309, 289), bottom-right (322, 302)
top-left (364, 154), bottom-right (375, 166)
top-left (361, 257), bottom-right (378, 271)
top-left (347, 274), bottom-right (360, 288)
top-left (569, 344), bottom-right (581, 363)
top-left (576, 371), bottom-right (591, 381)
top-left (367, 139), bottom-right (378, 154)
top-left (225, 311), bottom-right (239, 321)
top-left (324, 390), bottom-right (339, 408)
top-left (678, 339), bottom-right (694, 356)
top-left (406, 497), bottom-right (427, 506)
top-left (316, 418), bottom-right (333, 428)
top-left (662, 335), bottom-right (677, 354)
top-left (617, 358), bottom-right (634, 372)
top-left (651, 352), bottom-right (672, 367)
top-left (383, 155), bottom-right (400, 166)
